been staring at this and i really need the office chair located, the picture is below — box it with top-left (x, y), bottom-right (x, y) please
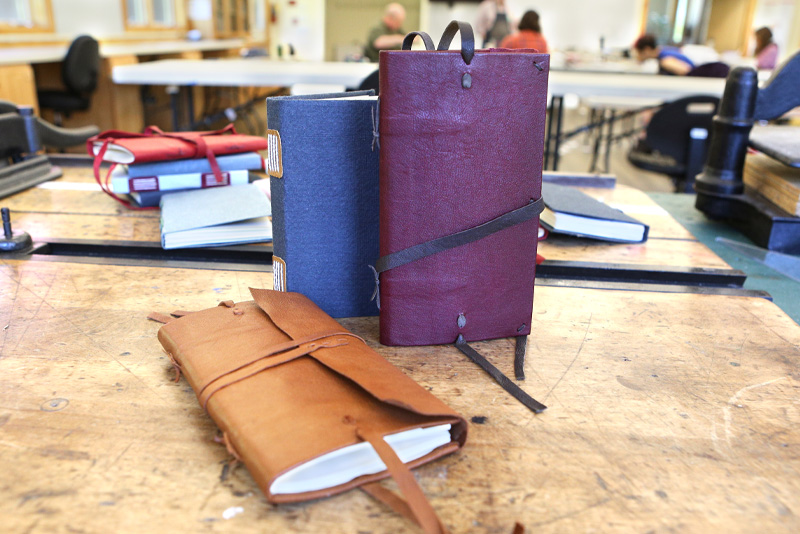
top-left (357, 70), bottom-right (380, 94)
top-left (687, 61), bottom-right (730, 78)
top-left (627, 95), bottom-right (719, 192)
top-left (37, 35), bottom-right (100, 126)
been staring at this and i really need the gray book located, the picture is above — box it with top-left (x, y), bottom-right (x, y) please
top-left (160, 183), bottom-right (272, 250)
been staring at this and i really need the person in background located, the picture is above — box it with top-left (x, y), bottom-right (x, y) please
top-left (364, 3), bottom-right (406, 63)
top-left (499, 10), bottom-right (548, 53)
top-left (476, 0), bottom-right (511, 48)
top-left (633, 34), bottom-right (694, 75)
top-left (754, 27), bottom-right (778, 70)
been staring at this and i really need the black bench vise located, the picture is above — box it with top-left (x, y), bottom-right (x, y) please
top-left (695, 51), bottom-right (800, 254)
top-left (0, 100), bottom-right (99, 200)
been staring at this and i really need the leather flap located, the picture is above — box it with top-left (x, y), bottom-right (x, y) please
top-left (249, 288), bottom-right (466, 429)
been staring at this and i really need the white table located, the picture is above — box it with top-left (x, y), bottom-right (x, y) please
top-left (544, 71), bottom-right (729, 170)
top-left (548, 70), bottom-right (726, 100)
top-left (112, 59), bottom-right (378, 130)
top-left (112, 58), bottom-right (378, 89)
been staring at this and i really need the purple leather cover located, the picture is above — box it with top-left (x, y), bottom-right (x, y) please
top-left (378, 48), bottom-right (549, 346)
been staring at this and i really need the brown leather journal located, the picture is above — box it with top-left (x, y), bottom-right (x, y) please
top-left (152, 288), bottom-right (467, 533)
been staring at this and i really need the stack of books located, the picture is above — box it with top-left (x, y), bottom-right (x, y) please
top-left (88, 127), bottom-right (272, 249)
top-left (109, 151), bottom-right (265, 207)
top-left (88, 127), bottom-right (268, 208)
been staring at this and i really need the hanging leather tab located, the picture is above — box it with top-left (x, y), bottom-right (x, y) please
top-left (403, 31), bottom-right (436, 51)
top-left (514, 336), bottom-right (527, 381)
top-left (356, 425), bottom-right (448, 534)
top-left (437, 21), bottom-right (475, 65)
top-left (455, 335), bottom-right (547, 414)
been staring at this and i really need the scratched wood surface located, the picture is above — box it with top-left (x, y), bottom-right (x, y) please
top-left (1, 258), bottom-right (798, 533)
top-left (6, 167), bottom-right (729, 269)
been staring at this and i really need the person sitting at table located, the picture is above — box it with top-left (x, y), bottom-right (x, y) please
top-left (633, 34), bottom-right (694, 75)
top-left (498, 10), bottom-right (548, 53)
top-left (754, 27), bottom-right (778, 70)
top-left (363, 3), bottom-right (406, 63)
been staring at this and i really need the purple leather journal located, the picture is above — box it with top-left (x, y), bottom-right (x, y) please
top-left (377, 24), bottom-right (550, 350)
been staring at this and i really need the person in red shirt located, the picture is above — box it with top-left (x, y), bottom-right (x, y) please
top-left (499, 10), bottom-right (548, 52)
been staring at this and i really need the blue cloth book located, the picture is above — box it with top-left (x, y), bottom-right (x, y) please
top-left (127, 152), bottom-right (263, 178)
top-left (267, 90), bottom-right (379, 318)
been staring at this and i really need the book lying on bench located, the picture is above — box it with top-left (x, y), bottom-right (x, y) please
top-left (89, 127), bottom-right (268, 165)
top-left (540, 183), bottom-right (649, 243)
top-left (127, 151), bottom-right (263, 178)
top-left (110, 166), bottom-right (250, 194)
top-left (160, 183), bottom-right (272, 249)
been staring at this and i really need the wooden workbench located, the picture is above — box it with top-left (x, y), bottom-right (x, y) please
top-left (1, 257), bottom-right (798, 533)
top-left (7, 166), bottom-right (731, 271)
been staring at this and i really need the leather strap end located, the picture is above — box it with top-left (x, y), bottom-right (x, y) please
top-left (514, 336), bottom-right (527, 381)
top-left (455, 335), bottom-right (546, 414)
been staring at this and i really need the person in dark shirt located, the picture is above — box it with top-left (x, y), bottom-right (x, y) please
top-left (364, 3), bottom-right (406, 63)
top-left (633, 34), bottom-right (694, 75)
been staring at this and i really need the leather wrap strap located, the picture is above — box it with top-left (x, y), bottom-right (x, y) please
top-left (198, 331), bottom-right (362, 410)
top-left (455, 335), bottom-right (547, 414)
top-left (356, 425), bottom-right (447, 534)
top-left (437, 21), bottom-right (475, 65)
top-left (402, 31), bottom-right (435, 51)
top-left (375, 198), bottom-right (543, 275)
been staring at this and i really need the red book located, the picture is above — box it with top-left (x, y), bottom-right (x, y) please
top-left (87, 125), bottom-right (268, 164)
top-left (377, 24), bottom-right (549, 347)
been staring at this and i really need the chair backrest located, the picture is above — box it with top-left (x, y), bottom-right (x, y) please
top-left (62, 35), bottom-right (100, 95)
top-left (358, 69), bottom-right (380, 94)
top-left (646, 95), bottom-right (719, 163)
top-left (687, 61), bottom-right (730, 78)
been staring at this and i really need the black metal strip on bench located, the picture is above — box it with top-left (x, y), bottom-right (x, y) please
top-left (537, 277), bottom-right (771, 300)
top-left (34, 238), bottom-right (273, 265)
top-left (536, 260), bottom-right (747, 287)
top-left (10, 250), bottom-right (272, 273)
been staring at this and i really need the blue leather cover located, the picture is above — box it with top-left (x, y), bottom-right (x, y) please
top-left (267, 91), bottom-right (379, 318)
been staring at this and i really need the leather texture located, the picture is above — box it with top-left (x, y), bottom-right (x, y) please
top-left (378, 39), bottom-right (550, 346)
top-left (155, 288), bottom-right (467, 508)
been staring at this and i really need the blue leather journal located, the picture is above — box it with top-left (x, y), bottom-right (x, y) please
top-left (266, 91), bottom-right (379, 318)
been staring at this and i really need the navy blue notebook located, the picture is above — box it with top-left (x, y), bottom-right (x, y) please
top-left (266, 91), bottom-right (379, 318)
top-left (540, 183), bottom-right (649, 243)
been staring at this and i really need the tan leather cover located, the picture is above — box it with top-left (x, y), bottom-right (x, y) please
top-left (156, 288), bottom-right (467, 504)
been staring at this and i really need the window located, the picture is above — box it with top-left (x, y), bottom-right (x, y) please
top-left (124, 0), bottom-right (179, 30)
top-left (214, 0), bottom-right (250, 38)
top-left (0, 0), bottom-right (53, 32)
